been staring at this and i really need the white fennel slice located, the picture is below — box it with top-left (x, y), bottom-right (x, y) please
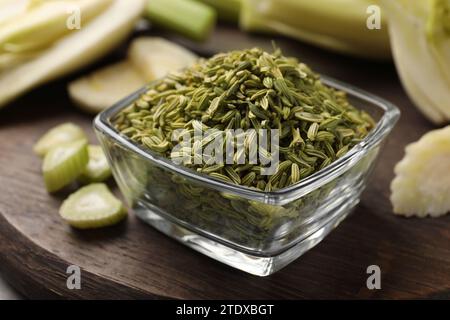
top-left (390, 125), bottom-right (450, 217)
top-left (68, 61), bottom-right (145, 113)
top-left (128, 37), bottom-right (198, 81)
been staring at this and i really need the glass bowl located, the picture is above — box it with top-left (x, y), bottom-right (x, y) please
top-left (94, 76), bottom-right (400, 276)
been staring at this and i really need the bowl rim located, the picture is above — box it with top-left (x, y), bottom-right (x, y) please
top-left (94, 75), bottom-right (400, 205)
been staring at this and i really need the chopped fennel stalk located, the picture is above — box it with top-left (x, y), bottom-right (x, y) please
top-left (59, 183), bottom-right (127, 229)
top-left (80, 145), bottom-right (112, 183)
top-left (196, 0), bottom-right (241, 22)
top-left (146, 0), bottom-right (216, 41)
top-left (33, 122), bottom-right (87, 157)
top-left (42, 140), bottom-right (89, 193)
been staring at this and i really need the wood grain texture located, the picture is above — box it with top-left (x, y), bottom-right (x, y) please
top-left (0, 26), bottom-right (449, 299)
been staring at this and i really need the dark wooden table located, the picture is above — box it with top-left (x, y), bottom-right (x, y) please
top-left (0, 26), bottom-right (449, 299)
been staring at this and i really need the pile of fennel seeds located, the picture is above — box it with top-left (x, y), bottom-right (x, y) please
top-left (114, 47), bottom-right (375, 191)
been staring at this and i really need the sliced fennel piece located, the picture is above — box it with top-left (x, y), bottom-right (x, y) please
top-left (0, 0), bottom-right (146, 108)
top-left (80, 145), bottom-right (112, 183)
top-left (0, 0), bottom-right (113, 54)
top-left (59, 183), bottom-right (127, 229)
top-left (0, 50), bottom-right (41, 71)
top-left (0, 0), bottom-right (43, 70)
top-left (382, 0), bottom-right (450, 124)
top-left (33, 122), bottom-right (87, 157)
top-left (240, 0), bottom-right (391, 59)
top-left (427, 0), bottom-right (450, 85)
top-left (67, 37), bottom-right (197, 113)
top-left (0, 0), bottom-right (31, 26)
top-left (390, 126), bottom-right (450, 218)
top-left (128, 37), bottom-right (198, 81)
top-left (395, 60), bottom-right (447, 124)
top-left (42, 139), bottom-right (88, 192)
top-left (68, 61), bottom-right (145, 113)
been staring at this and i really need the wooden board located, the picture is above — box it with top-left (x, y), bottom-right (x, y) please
top-left (1, 26), bottom-right (450, 299)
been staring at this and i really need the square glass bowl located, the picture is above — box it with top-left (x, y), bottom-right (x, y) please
top-left (94, 76), bottom-right (400, 276)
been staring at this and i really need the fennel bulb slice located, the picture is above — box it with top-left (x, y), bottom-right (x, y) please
top-left (383, 0), bottom-right (450, 124)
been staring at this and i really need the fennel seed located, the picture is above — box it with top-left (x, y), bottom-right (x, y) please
top-left (114, 47), bottom-right (374, 191)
